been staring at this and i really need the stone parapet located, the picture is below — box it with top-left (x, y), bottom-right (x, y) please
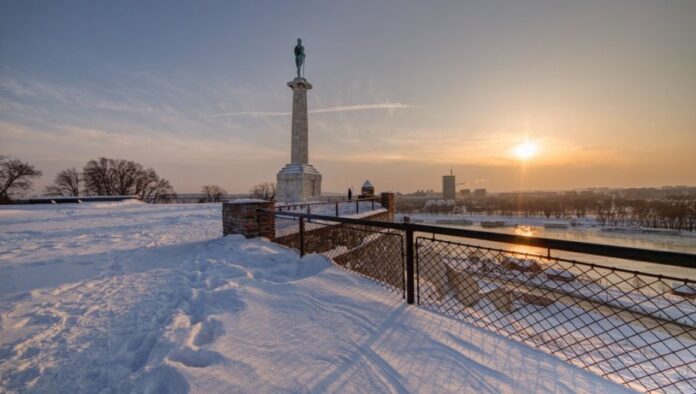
top-left (222, 200), bottom-right (275, 239)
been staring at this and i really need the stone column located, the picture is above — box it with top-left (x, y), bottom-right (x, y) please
top-left (276, 77), bottom-right (321, 202)
top-left (288, 78), bottom-right (312, 165)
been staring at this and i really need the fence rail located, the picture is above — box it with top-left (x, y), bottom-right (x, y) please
top-left (261, 209), bottom-right (696, 393)
top-left (276, 196), bottom-right (380, 217)
top-left (268, 211), bottom-right (404, 296)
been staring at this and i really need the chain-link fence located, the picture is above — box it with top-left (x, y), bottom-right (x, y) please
top-left (267, 212), bottom-right (404, 296)
top-left (259, 209), bottom-right (696, 392)
top-left (416, 237), bottom-right (696, 393)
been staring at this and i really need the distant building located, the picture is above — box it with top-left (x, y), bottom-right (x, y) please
top-left (459, 189), bottom-right (471, 198)
top-left (442, 172), bottom-right (455, 200)
top-left (360, 180), bottom-right (374, 197)
top-left (474, 188), bottom-right (487, 198)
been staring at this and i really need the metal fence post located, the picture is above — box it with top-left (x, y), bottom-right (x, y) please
top-left (405, 225), bottom-right (415, 304)
top-left (356, 200), bottom-right (359, 214)
top-left (335, 201), bottom-right (339, 217)
top-left (371, 199), bottom-right (375, 210)
top-left (299, 217), bottom-right (305, 257)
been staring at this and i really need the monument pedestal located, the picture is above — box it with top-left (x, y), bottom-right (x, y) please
top-left (276, 77), bottom-right (322, 202)
top-left (276, 164), bottom-right (322, 202)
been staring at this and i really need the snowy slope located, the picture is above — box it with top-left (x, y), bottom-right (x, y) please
top-left (0, 203), bottom-right (631, 393)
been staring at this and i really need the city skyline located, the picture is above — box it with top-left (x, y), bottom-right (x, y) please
top-left (2, 1), bottom-right (695, 194)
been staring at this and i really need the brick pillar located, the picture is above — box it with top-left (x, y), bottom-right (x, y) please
top-left (380, 192), bottom-right (395, 222)
top-left (222, 200), bottom-right (275, 239)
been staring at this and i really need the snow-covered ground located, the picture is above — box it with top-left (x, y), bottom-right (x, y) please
top-left (0, 202), bottom-right (631, 393)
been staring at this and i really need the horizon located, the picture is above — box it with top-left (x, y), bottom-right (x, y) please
top-left (2, 1), bottom-right (695, 195)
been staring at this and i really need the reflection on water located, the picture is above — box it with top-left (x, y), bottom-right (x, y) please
top-left (429, 224), bottom-right (696, 281)
top-left (513, 225), bottom-right (536, 237)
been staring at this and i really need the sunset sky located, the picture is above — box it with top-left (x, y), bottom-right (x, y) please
top-left (1, 1), bottom-right (695, 194)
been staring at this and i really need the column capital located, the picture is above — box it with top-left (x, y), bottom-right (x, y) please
top-left (287, 77), bottom-right (313, 90)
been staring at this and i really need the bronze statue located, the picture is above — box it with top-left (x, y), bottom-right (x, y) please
top-left (294, 38), bottom-right (305, 78)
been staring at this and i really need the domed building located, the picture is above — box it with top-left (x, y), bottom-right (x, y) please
top-left (360, 180), bottom-right (374, 198)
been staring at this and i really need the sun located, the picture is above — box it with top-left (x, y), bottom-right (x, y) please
top-left (512, 142), bottom-right (538, 161)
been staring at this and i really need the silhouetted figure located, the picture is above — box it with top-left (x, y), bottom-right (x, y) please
top-left (348, 188), bottom-right (352, 201)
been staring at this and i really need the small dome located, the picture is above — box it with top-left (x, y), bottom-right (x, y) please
top-left (362, 180), bottom-right (373, 188)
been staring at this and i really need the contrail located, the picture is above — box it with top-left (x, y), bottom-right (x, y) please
top-left (212, 102), bottom-right (413, 117)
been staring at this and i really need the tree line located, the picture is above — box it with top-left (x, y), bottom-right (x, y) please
top-left (198, 182), bottom-right (275, 202)
top-left (47, 157), bottom-right (175, 203)
top-left (1, 155), bottom-right (175, 203)
top-left (396, 192), bottom-right (696, 231)
top-left (595, 197), bottom-right (696, 231)
top-left (463, 194), bottom-right (696, 230)
top-left (2, 154), bottom-right (278, 205)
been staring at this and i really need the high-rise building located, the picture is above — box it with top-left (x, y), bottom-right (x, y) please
top-left (442, 170), bottom-right (456, 200)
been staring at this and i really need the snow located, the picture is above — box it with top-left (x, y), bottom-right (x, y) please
top-left (342, 207), bottom-right (388, 219)
top-left (0, 203), bottom-right (631, 393)
top-left (673, 283), bottom-right (696, 295)
top-left (423, 251), bottom-right (696, 392)
top-left (544, 268), bottom-right (575, 280)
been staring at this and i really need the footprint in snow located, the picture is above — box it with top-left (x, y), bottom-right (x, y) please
top-left (188, 318), bottom-right (224, 347)
top-left (167, 347), bottom-right (224, 368)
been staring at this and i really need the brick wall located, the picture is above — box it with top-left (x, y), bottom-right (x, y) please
top-left (273, 210), bottom-right (391, 250)
top-left (222, 200), bottom-right (275, 239)
top-left (380, 192), bottom-right (395, 221)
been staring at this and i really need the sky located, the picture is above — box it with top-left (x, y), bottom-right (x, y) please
top-left (1, 0), bottom-right (695, 194)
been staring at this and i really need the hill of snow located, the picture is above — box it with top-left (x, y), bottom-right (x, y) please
top-left (0, 203), bottom-right (631, 393)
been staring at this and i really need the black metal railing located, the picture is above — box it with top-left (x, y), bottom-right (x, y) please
top-left (261, 210), bottom-right (696, 393)
top-left (276, 196), bottom-right (380, 217)
top-left (269, 211), bottom-right (404, 296)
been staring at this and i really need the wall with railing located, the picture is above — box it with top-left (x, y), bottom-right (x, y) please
top-left (276, 196), bottom-right (381, 217)
top-left (259, 209), bottom-right (696, 393)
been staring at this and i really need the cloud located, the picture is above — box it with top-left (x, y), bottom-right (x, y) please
top-left (211, 102), bottom-right (414, 118)
top-left (0, 121), bottom-right (284, 163)
top-left (0, 76), bottom-right (158, 114)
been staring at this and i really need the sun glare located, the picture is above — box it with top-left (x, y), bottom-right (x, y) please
top-left (513, 142), bottom-right (538, 161)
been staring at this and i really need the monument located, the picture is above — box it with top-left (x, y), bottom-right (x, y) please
top-left (276, 39), bottom-right (322, 202)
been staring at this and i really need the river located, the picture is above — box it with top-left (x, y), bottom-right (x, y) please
top-left (402, 214), bottom-right (696, 281)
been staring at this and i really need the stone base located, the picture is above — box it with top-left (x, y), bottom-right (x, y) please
top-left (276, 163), bottom-right (322, 202)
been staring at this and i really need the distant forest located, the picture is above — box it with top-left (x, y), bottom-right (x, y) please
top-left (398, 191), bottom-right (696, 231)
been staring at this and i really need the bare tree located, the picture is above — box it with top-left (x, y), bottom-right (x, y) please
top-left (83, 157), bottom-right (113, 196)
top-left (201, 184), bottom-right (227, 202)
top-left (142, 178), bottom-right (175, 203)
top-left (110, 159), bottom-right (142, 196)
top-left (82, 157), bottom-right (175, 202)
top-left (0, 155), bottom-right (42, 203)
top-left (45, 168), bottom-right (81, 196)
top-left (249, 182), bottom-right (276, 201)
